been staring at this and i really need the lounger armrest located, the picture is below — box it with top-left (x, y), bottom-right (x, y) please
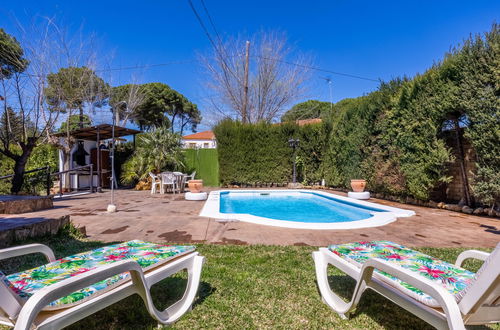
top-left (454, 250), bottom-right (490, 267)
top-left (14, 260), bottom-right (146, 330)
top-left (0, 244), bottom-right (55, 263)
top-left (360, 258), bottom-right (466, 330)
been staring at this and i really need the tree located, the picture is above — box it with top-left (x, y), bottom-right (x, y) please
top-left (109, 83), bottom-right (145, 127)
top-left (0, 28), bottom-right (28, 79)
top-left (0, 20), bottom-right (106, 193)
top-left (0, 28), bottom-right (33, 193)
top-left (281, 100), bottom-right (332, 122)
top-left (201, 30), bottom-right (311, 123)
top-left (58, 114), bottom-right (91, 132)
top-left (45, 66), bottom-right (110, 182)
top-left (131, 83), bottom-right (201, 133)
top-left (45, 66), bottom-right (109, 128)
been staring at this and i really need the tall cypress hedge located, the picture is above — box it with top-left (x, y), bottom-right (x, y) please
top-left (213, 24), bottom-right (499, 207)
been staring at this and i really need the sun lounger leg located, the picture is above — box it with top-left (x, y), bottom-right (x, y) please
top-left (134, 255), bottom-right (205, 325)
top-left (313, 251), bottom-right (355, 317)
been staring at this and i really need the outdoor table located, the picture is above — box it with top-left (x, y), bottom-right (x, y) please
top-left (160, 172), bottom-right (188, 193)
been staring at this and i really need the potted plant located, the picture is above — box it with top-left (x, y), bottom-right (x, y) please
top-left (350, 179), bottom-right (367, 192)
top-left (188, 180), bottom-right (204, 193)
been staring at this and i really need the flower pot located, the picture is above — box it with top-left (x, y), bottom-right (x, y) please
top-left (188, 180), bottom-right (204, 193)
top-left (350, 179), bottom-right (367, 192)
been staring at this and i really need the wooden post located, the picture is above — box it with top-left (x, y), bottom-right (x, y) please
top-left (242, 40), bottom-right (250, 123)
top-left (59, 173), bottom-right (63, 198)
top-left (89, 164), bottom-right (94, 193)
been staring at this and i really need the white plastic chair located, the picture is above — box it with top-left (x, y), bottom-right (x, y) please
top-left (161, 172), bottom-right (179, 194)
top-left (312, 241), bottom-right (500, 330)
top-left (149, 172), bottom-right (161, 194)
top-left (0, 242), bottom-right (205, 330)
top-left (186, 171), bottom-right (196, 181)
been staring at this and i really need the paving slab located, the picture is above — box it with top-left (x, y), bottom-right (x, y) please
top-left (3, 189), bottom-right (498, 248)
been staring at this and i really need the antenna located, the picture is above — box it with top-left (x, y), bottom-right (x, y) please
top-left (320, 76), bottom-right (333, 111)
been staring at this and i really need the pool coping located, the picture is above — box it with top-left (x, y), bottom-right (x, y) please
top-left (199, 189), bottom-right (416, 230)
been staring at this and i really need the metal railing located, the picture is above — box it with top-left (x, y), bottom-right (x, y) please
top-left (50, 164), bottom-right (94, 197)
top-left (0, 164), bottom-right (95, 197)
top-left (0, 166), bottom-right (52, 196)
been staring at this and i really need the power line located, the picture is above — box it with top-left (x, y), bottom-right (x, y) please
top-left (95, 60), bottom-right (197, 72)
top-left (200, 0), bottom-right (224, 46)
top-left (255, 56), bottom-right (380, 82)
top-left (187, 0), bottom-right (243, 86)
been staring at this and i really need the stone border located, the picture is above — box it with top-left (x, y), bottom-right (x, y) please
top-left (0, 195), bottom-right (53, 214)
top-left (0, 215), bottom-right (70, 248)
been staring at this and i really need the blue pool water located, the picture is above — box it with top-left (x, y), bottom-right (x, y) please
top-left (219, 191), bottom-right (387, 223)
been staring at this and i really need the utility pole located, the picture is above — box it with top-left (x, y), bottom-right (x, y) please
top-left (242, 40), bottom-right (250, 123)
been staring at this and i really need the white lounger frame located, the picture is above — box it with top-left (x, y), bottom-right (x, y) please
top-left (0, 243), bottom-right (205, 330)
top-left (312, 247), bottom-right (500, 330)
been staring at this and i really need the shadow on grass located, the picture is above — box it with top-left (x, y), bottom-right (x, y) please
top-left (323, 274), bottom-right (491, 330)
top-left (0, 228), bottom-right (215, 330)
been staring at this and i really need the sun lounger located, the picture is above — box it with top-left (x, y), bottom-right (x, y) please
top-left (312, 241), bottom-right (499, 329)
top-left (0, 240), bottom-right (205, 329)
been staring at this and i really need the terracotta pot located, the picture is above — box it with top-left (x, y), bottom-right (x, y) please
top-left (350, 179), bottom-right (367, 192)
top-left (188, 180), bottom-right (204, 193)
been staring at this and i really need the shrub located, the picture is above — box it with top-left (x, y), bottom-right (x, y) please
top-left (121, 126), bottom-right (184, 185)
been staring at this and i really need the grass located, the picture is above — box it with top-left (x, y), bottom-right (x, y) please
top-left (0, 228), bottom-right (497, 330)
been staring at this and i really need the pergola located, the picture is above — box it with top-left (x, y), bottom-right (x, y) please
top-left (53, 124), bottom-right (141, 191)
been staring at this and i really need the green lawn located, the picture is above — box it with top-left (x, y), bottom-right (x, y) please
top-left (0, 228), bottom-right (497, 329)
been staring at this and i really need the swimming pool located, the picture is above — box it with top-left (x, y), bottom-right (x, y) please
top-left (200, 190), bottom-right (415, 229)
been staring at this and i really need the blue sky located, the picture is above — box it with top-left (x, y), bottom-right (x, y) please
top-left (1, 1), bottom-right (498, 131)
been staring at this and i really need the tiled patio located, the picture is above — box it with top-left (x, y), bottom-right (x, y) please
top-left (2, 189), bottom-right (498, 247)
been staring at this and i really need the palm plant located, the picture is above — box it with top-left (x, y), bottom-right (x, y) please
top-left (121, 126), bottom-right (184, 185)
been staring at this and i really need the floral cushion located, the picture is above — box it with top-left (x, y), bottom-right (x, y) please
top-left (328, 241), bottom-right (476, 307)
top-left (2, 240), bottom-right (195, 310)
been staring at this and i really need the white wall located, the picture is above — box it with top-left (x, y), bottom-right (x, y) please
top-left (182, 139), bottom-right (217, 149)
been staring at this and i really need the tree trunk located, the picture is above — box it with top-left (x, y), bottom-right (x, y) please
top-left (10, 150), bottom-right (32, 194)
top-left (79, 107), bottom-right (84, 128)
top-left (453, 118), bottom-right (472, 206)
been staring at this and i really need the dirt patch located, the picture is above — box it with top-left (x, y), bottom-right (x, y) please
top-left (101, 226), bottom-right (129, 234)
top-left (360, 233), bottom-right (369, 237)
top-left (217, 237), bottom-right (248, 245)
top-left (293, 242), bottom-right (310, 246)
top-left (147, 230), bottom-right (154, 233)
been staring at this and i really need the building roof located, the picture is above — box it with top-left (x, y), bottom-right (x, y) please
top-left (52, 124), bottom-right (141, 141)
top-left (182, 130), bottom-right (215, 140)
top-left (296, 118), bottom-right (322, 126)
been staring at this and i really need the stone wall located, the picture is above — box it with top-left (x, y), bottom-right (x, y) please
top-left (0, 215), bottom-right (70, 248)
top-left (0, 195), bottom-right (53, 214)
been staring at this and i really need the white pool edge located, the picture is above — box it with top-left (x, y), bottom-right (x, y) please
top-left (199, 189), bottom-right (415, 230)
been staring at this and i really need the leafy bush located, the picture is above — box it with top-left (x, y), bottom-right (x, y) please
top-left (214, 24), bottom-right (500, 207)
top-left (121, 126), bottom-right (184, 184)
top-left (184, 149), bottom-right (219, 186)
top-left (214, 119), bottom-right (325, 186)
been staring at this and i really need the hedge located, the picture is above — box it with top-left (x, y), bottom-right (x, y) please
top-left (213, 24), bottom-right (500, 207)
top-left (183, 148), bottom-right (219, 187)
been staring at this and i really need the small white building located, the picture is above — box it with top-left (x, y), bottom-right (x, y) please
top-left (182, 130), bottom-right (217, 149)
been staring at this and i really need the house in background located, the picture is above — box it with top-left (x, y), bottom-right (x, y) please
top-left (182, 130), bottom-right (217, 149)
